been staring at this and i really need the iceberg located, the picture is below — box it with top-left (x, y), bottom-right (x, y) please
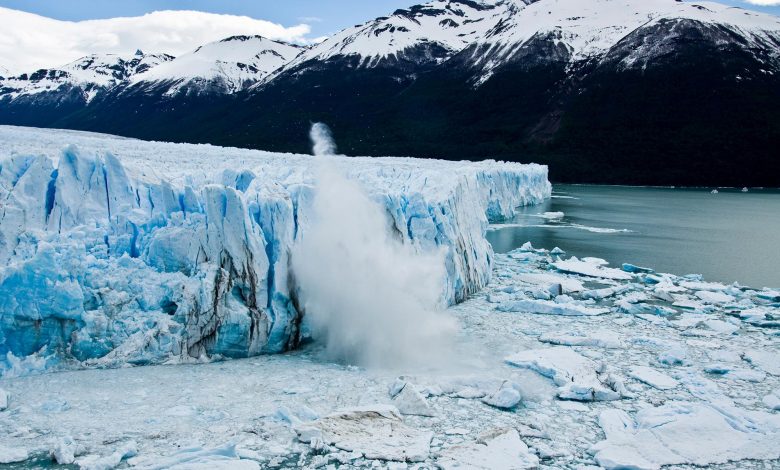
top-left (436, 429), bottom-right (539, 470)
top-left (0, 126), bottom-right (550, 372)
top-left (505, 347), bottom-right (624, 401)
top-left (293, 405), bottom-right (432, 462)
top-left (592, 403), bottom-right (780, 469)
top-left (553, 257), bottom-right (634, 280)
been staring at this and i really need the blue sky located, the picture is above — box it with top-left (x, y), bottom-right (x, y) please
top-left (0, 1), bottom-right (411, 37)
top-left (3, 0), bottom-right (778, 37)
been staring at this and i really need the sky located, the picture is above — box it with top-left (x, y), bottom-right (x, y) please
top-left (0, 1), bottom-right (413, 37)
top-left (0, 0), bottom-right (778, 74)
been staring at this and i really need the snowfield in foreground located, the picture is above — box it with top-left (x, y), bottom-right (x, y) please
top-left (0, 125), bottom-right (550, 373)
top-left (0, 247), bottom-right (778, 469)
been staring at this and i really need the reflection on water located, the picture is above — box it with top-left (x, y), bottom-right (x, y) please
top-left (487, 185), bottom-right (780, 289)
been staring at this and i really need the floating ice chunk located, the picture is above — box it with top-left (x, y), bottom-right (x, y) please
top-left (711, 189), bottom-right (719, 194)
top-left (392, 382), bottom-right (435, 417)
top-left (695, 290), bottom-right (735, 305)
top-left (129, 443), bottom-right (259, 470)
top-left (274, 404), bottom-right (320, 426)
top-left (679, 318), bottom-right (740, 337)
top-left (592, 402), bottom-right (780, 469)
top-left (553, 257), bottom-right (633, 280)
top-left (165, 461), bottom-right (260, 470)
top-left (498, 299), bottom-right (609, 317)
top-left (50, 438), bottom-right (78, 465)
top-left (680, 280), bottom-right (729, 292)
top-left (742, 350), bottom-right (780, 376)
top-left (736, 306), bottom-right (767, 321)
top-left (481, 382), bottom-right (522, 410)
top-left (437, 429), bottom-right (539, 470)
top-left (621, 263), bottom-right (654, 274)
top-left (658, 345), bottom-right (687, 366)
top-left (629, 366), bottom-right (679, 390)
top-left (294, 405), bottom-right (432, 462)
top-left (516, 272), bottom-right (584, 293)
top-left (550, 247), bottom-right (565, 255)
top-left (76, 441), bottom-right (137, 470)
top-left (756, 289), bottom-right (780, 302)
top-left (558, 400), bottom-right (589, 412)
top-left (505, 347), bottom-right (622, 401)
top-left (581, 285), bottom-right (631, 300)
top-left (454, 387), bottom-right (486, 399)
top-left (653, 280), bottom-right (686, 296)
top-left (539, 330), bottom-right (623, 349)
top-left (0, 446), bottom-right (28, 464)
top-left (704, 364), bottom-right (766, 382)
top-left (0, 388), bottom-right (7, 410)
top-left (671, 298), bottom-right (714, 313)
top-left (540, 211), bottom-right (564, 220)
top-left (520, 241), bottom-right (534, 252)
top-left (764, 390), bottom-right (780, 411)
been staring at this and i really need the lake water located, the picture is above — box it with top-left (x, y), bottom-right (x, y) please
top-left (487, 185), bottom-right (780, 289)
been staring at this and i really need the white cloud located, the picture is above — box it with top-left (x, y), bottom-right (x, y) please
top-left (0, 7), bottom-right (313, 74)
top-left (743, 0), bottom-right (780, 5)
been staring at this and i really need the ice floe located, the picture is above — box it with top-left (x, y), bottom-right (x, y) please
top-left (498, 299), bottom-right (610, 317)
top-left (628, 366), bottom-right (679, 390)
top-left (294, 405), bottom-right (432, 462)
top-left (743, 349), bottom-right (780, 376)
top-left (553, 257), bottom-right (634, 280)
top-left (389, 380), bottom-right (435, 417)
top-left (1, 219), bottom-right (778, 468)
top-left (764, 390), bottom-right (780, 410)
top-left (539, 330), bottom-right (623, 349)
top-left (436, 429), bottom-right (539, 470)
top-left (481, 382), bottom-right (523, 410)
top-left (0, 446), bottom-right (28, 464)
top-left (505, 347), bottom-right (624, 401)
top-left (592, 402), bottom-right (780, 469)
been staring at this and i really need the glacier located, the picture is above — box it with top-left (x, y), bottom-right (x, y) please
top-left (0, 125), bottom-right (550, 374)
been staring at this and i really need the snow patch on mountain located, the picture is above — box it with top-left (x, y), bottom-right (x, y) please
top-left (460, 0), bottom-right (780, 82)
top-left (130, 36), bottom-right (303, 95)
top-left (280, 0), bottom-right (515, 71)
top-left (0, 51), bottom-right (173, 103)
top-left (277, 0), bottom-right (780, 83)
top-left (0, 125), bottom-right (550, 372)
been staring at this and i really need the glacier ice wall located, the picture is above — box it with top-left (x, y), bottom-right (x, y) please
top-left (0, 126), bottom-right (550, 373)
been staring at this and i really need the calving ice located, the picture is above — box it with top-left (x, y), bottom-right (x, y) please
top-left (294, 124), bottom-right (457, 367)
top-left (0, 124), bottom-right (551, 375)
top-left (0, 1), bottom-right (779, 468)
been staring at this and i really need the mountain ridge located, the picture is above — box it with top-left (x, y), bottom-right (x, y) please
top-left (1, 0), bottom-right (779, 185)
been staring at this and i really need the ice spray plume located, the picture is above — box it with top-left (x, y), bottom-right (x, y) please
top-left (292, 123), bottom-right (458, 369)
top-left (310, 122), bottom-right (337, 156)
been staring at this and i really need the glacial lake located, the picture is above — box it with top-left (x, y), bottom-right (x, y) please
top-left (487, 185), bottom-right (780, 289)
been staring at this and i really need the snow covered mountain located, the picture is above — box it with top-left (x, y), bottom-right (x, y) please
top-left (0, 50), bottom-right (173, 104)
top-left (278, 0), bottom-right (511, 71)
top-left (269, 0), bottom-right (780, 80)
top-left (129, 35), bottom-right (303, 96)
top-left (1, 0), bottom-right (779, 185)
top-left (461, 0), bottom-right (780, 82)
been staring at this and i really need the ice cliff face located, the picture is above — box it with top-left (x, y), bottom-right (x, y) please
top-left (0, 126), bottom-right (550, 373)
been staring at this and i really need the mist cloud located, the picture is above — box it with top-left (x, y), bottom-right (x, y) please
top-left (292, 124), bottom-right (458, 369)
